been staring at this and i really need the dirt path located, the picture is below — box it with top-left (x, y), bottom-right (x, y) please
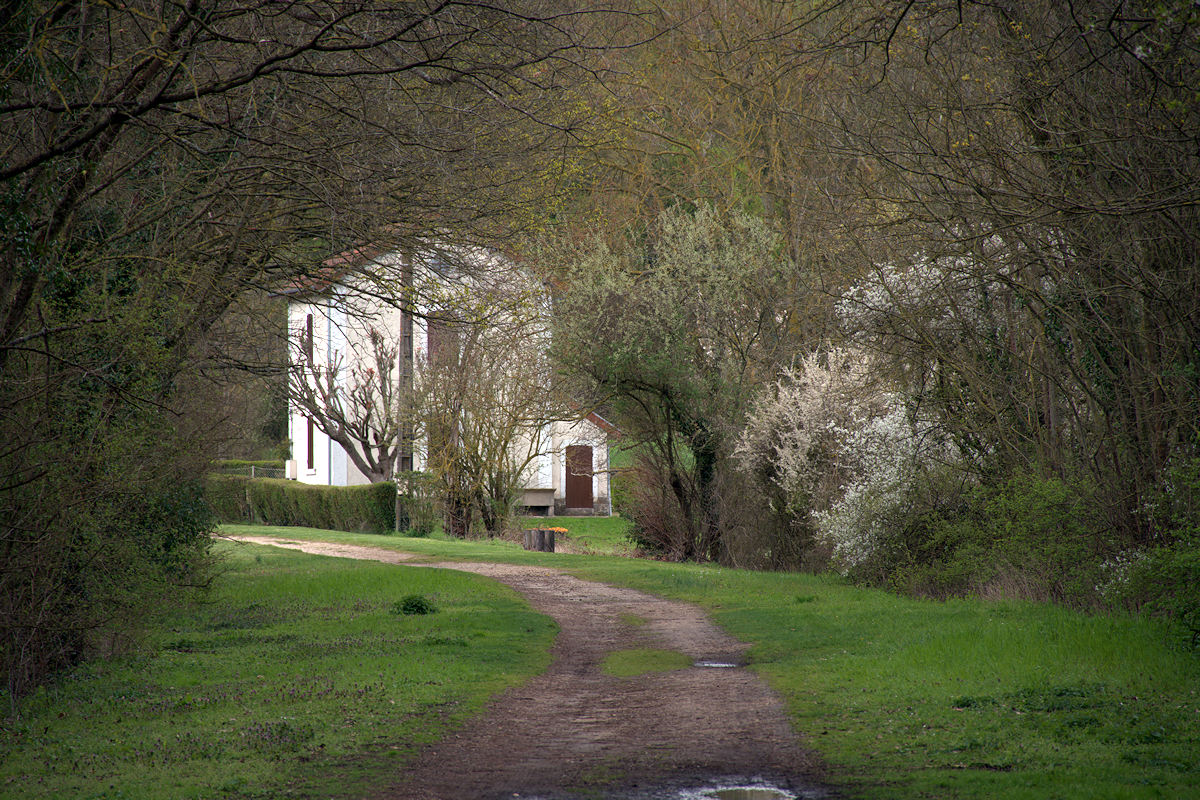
top-left (228, 536), bottom-right (830, 800)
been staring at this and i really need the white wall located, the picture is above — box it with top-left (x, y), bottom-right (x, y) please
top-left (286, 250), bottom-right (611, 513)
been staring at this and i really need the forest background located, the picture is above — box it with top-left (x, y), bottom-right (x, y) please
top-left (2, 0), bottom-right (1198, 703)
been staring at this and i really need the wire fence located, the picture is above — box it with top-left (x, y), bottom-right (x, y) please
top-left (217, 465), bottom-right (288, 479)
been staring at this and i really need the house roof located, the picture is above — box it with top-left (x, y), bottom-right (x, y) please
top-left (584, 410), bottom-right (620, 436)
top-left (274, 244), bottom-right (391, 298)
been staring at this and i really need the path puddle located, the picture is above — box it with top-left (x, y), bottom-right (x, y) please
top-left (694, 660), bottom-right (739, 668)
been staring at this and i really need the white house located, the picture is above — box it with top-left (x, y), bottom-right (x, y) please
top-left (280, 244), bottom-right (613, 516)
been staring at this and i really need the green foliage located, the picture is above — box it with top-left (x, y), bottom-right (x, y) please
top-left (843, 467), bottom-right (1114, 607)
top-left (204, 476), bottom-right (396, 534)
top-left (1118, 452), bottom-right (1200, 644)
top-left (547, 205), bottom-right (799, 562)
top-left (0, 541), bottom-right (555, 799)
top-left (1, 329), bottom-right (216, 704)
top-left (600, 648), bottom-right (691, 678)
top-left (394, 471), bottom-right (438, 537)
top-left (392, 594), bottom-right (438, 616)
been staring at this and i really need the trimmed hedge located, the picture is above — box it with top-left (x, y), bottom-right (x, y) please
top-left (205, 475), bottom-right (395, 533)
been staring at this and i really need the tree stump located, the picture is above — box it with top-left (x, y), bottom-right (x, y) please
top-left (522, 528), bottom-right (555, 552)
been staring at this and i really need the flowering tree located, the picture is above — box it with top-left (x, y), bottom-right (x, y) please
top-left (737, 346), bottom-right (960, 572)
top-left (549, 205), bottom-right (800, 560)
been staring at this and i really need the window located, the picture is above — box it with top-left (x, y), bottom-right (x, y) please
top-left (306, 416), bottom-right (314, 471)
top-left (305, 313), bottom-right (314, 362)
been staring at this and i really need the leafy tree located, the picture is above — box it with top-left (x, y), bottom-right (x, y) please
top-left (547, 205), bottom-right (798, 561)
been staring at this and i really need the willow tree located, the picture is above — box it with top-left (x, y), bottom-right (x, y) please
top-left (548, 205), bottom-right (799, 561)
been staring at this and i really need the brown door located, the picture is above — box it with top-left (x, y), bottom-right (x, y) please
top-left (565, 445), bottom-right (593, 510)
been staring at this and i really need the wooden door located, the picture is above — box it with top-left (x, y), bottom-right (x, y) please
top-left (565, 445), bottom-right (593, 510)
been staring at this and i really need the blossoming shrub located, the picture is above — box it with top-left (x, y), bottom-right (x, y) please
top-left (736, 344), bottom-right (1116, 601)
top-left (736, 347), bottom-right (890, 567)
top-left (737, 347), bottom-right (961, 575)
top-left (1115, 453), bottom-right (1200, 643)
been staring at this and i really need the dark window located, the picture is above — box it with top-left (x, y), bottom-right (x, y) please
top-left (306, 416), bottom-right (314, 471)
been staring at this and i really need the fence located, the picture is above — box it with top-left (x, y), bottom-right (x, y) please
top-left (217, 464), bottom-right (287, 479)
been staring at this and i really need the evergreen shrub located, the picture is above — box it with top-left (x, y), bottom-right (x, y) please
top-left (205, 475), bottom-right (396, 533)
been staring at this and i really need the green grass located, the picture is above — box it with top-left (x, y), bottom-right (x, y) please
top-left (8, 524), bottom-right (1199, 799)
top-left (217, 525), bottom-right (1200, 799)
top-left (601, 648), bottom-right (693, 678)
top-left (0, 540), bottom-right (555, 800)
top-left (517, 515), bottom-right (635, 555)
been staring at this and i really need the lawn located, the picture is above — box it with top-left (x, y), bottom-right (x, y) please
top-left (517, 514), bottom-right (635, 555)
top-left (0, 539), bottom-right (555, 800)
top-left (217, 525), bottom-right (1200, 800)
top-left (4, 524), bottom-right (1197, 800)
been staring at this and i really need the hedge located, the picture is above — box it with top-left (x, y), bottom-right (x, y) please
top-left (205, 476), bottom-right (397, 534)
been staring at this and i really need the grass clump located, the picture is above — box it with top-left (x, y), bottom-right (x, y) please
top-left (601, 649), bottom-right (692, 678)
top-left (393, 594), bottom-right (437, 616)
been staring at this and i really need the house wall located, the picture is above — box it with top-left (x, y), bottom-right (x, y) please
top-left (551, 417), bottom-right (611, 516)
top-left (288, 296), bottom-right (337, 485)
top-left (286, 249), bottom-right (611, 515)
top-left (288, 265), bottom-right (416, 487)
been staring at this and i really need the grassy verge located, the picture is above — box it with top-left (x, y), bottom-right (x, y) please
top-left (517, 515), bottom-right (635, 555)
top-left (0, 539), bottom-right (555, 800)
top-left (223, 525), bottom-right (1200, 799)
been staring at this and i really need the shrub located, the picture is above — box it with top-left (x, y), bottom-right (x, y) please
top-left (204, 476), bottom-right (396, 534)
top-left (394, 471), bottom-right (438, 536)
top-left (1115, 452), bottom-right (1200, 644)
top-left (213, 459), bottom-right (285, 470)
top-left (392, 594), bottom-right (437, 615)
top-left (855, 469), bottom-right (1113, 606)
top-left (623, 458), bottom-right (698, 559)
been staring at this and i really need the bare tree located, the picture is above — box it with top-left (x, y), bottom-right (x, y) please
top-left (806, 0), bottom-right (1200, 542)
top-left (414, 266), bottom-right (565, 537)
top-left (0, 0), bottom-right (628, 702)
top-left (290, 325), bottom-right (409, 483)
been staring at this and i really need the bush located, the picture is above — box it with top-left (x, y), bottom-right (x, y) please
top-left (213, 459), bottom-right (285, 470)
top-left (850, 468), bottom-right (1113, 606)
top-left (205, 476), bottom-right (395, 534)
top-left (394, 471), bottom-right (437, 536)
top-left (1115, 452), bottom-right (1200, 645)
top-left (392, 594), bottom-right (437, 616)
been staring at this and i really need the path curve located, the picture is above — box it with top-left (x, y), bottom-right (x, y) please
top-left (228, 536), bottom-right (829, 799)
